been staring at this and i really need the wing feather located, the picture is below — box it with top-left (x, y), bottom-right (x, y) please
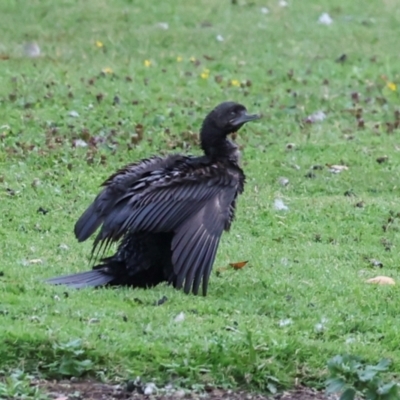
top-left (171, 189), bottom-right (236, 294)
top-left (196, 235), bottom-right (220, 295)
top-left (75, 154), bottom-right (185, 241)
top-left (183, 234), bottom-right (212, 294)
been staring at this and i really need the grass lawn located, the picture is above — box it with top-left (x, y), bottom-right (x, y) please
top-left (1, 0), bottom-right (400, 397)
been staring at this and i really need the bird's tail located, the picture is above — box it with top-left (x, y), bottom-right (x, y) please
top-left (45, 270), bottom-right (113, 289)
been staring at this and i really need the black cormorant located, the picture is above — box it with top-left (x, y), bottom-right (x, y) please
top-left (46, 102), bottom-right (260, 295)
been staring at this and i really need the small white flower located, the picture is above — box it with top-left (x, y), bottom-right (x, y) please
top-left (318, 13), bottom-right (333, 25)
top-left (278, 0), bottom-right (288, 7)
top-left (261, 7), bottom-right (269, 14)
top-left (315, 318), bottom-right (328, 332)
top-left (216, 34), bottom-right (224, 42)
top-left (279, 318), bottom-right (292, 327)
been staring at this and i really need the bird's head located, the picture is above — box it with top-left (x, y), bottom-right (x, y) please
top-left (200, 102), bottom-right (260, 157)
top-left (204, 101), bottom-right (261, 135)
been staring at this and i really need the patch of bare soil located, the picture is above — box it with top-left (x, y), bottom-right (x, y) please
top-left (40, 380), bottom-right (338, 400)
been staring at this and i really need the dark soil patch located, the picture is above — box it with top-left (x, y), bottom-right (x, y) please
top-left (39, 380), bottom-right (338, 400)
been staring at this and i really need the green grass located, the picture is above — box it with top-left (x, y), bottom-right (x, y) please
top-left (1, 0), bottom-right (400, 394)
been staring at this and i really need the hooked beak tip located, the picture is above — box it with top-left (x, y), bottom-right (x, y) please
top-left (230, 112), bottom-right (262, 126)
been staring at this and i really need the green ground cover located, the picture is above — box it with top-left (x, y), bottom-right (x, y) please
top-left (1, 0), bottom-right (400, 396)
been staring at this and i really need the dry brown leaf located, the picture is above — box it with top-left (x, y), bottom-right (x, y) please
top-left (229, 260), bottom-right (249, 270)
top-left (366, 276), bottom-right (395, 285)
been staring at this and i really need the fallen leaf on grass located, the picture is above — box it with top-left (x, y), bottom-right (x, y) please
top-left (154, 296), bottom-right (167, 306)
top-left (72, 139), bottom-right (88, 148)
top-left (229, 261), bottom-right (248, 269)
top-left (326, 164), bottom-right (348, 173)
top-left (366, 276), bottom-right (395, 285)
top-left (174, 312), bottom-right (185, 323)
top-left (305, 110), bottom-right (326, 123)
top-left (286, 143), bottom-right (295, 150)
top-left (376, 156), bottom-right (388, 164)
top-left (28, 259), bottom-right (43, 264)
top-left (278, 177), bottom-right (289, 186)
top-left (23, 42), bottom-right (41, 58)
top-left (366, 258), bottom-right (383, 268)
top-left (336, 54), bottom-right (347, 63)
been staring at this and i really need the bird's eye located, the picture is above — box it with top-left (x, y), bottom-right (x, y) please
top-left (230, 110), bottom-right (236, 116)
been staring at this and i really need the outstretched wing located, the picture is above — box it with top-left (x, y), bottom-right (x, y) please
top-left (75, 154), bottom-right (185, 242)
top-left (75, 157), bottom-right (242, 294)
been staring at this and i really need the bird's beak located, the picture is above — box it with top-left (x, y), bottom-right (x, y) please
top-left (230, 112), bottom-right (261, 127)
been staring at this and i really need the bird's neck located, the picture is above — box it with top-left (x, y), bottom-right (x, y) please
top-left (200, 125), bottom-right (233, 160)
top-left (201, 135), bottom-right (239, 164)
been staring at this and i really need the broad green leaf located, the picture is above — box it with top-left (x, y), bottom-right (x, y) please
top-left (340, 388), bottom-right (357, 400)
top-left (326, 377), bottom-right (346, 394)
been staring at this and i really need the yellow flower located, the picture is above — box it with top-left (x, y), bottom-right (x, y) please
top-left (95, 41), bottom-right (104, 48)
top-left (144, 59), bottom-right (151, 67)
top-left (102, 67), bottom-right (113, 74)
top-left (200, 68), bottom-right (210, 79)
top-left (231, 79), bottom-right (240, 87)
top-left (176, 56), bottom-right (183, 62)
top-left (189, 56), bottom-right (196, 62)
top-left (387, 82), bottom-right (397, 91)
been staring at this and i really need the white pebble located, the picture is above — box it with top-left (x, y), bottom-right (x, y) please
top-left (274, 199), bottom-right (289, 211)
top-left (73, 139), bottom-right (88, 148)
top-left (144, 383), bottom-right (157, 395)
top-left (68, 110), bottom-right (79, 118)
top-left (156, 22), bottom-right (169, 30)
top-left (23, 42), bottom-right (41, 58)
